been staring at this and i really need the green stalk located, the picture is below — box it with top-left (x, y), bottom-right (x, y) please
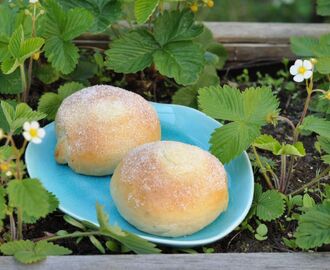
top-left (252, 146), bottom-right (274, 189)
top-left (8, 211), bottom-right (16, 241)
top-left (26, 3), bottom-right (37, 101)
top-left (279, 155), bottom-right (287, 193)
top-left (289, 166), bottom-right (330, 196)
top-left (286, 78), bottom-right (313, 186)
top-left (17, 208), bottom-right (23, 240)
top-left (20, 65), bottom-right (28, 102)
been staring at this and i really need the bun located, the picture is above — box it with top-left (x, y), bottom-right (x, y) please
top-left (111, 141), bottom-right (228, 237)
top-left (55, 85), bottom-right (161, 176)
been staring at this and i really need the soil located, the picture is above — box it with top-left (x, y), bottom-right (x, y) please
top-left (2, 60), bottom-right (330, 254)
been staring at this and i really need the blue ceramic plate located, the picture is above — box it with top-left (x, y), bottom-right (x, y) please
top-left (25, 103), bottom-right (254, 247)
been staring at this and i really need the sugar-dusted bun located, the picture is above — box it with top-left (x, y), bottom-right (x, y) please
top-left (111, 141), bottom-right (229, 237)
top-left (55, 85), bottom-right (161, 176)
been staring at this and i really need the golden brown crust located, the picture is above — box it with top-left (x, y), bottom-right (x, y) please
top-left (55, 85), bottom-right (161, 176)
top-left (111, 141), bottom-right (229, 237)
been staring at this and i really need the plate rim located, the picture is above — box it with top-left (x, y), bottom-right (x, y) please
top-left (26, 103), bottom-right (254, 247)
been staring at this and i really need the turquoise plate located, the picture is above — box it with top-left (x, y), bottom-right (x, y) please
top-left (25, 103), bottom-right (254, 247)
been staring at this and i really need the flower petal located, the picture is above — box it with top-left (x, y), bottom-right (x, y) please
top-left (30, 121), bottom-right (39, 129)
top-left (293, 74), bottom-right (304, 82)
top-left (303, 60), bottom-right (313, 70)
top-left (23, 122), bottom-right (30, 131)
top-left (294, 59), bottom-right (303, 67)
top-left (303, 70), bottom-right (313, 79)
top-left (37, 128), bottom-right (46, 138)
top-left (23, 131), bottom-right (32, 141)
top-left (31, 137), bottom-right (42, 144)
top-left (290, 65), bottom-right (298, 75)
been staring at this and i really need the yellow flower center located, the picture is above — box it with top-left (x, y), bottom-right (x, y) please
top-left (29, 128), bottom-right (38, 138)
top-left (325, 92), bottom-right (330, 100)
top-left (207, 0), bottom-right (214, 7)
top-left (298, 66), bottom-right (306, 74)
top-left (0, 163), bottom-right (9, 172)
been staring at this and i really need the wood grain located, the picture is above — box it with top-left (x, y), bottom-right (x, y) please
top-left (75, 22), bottom-right (330, 63)
top-left (0, 253), bottom-right (329, 270)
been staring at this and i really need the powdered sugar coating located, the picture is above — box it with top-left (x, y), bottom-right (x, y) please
top-left (110, 141), bottom-right (229, 237)
top-left (55, 85), bottom-right (161, 175)
top-left (115, 141), bottom-right (227, 210)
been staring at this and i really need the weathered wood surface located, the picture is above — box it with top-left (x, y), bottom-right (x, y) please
top-left (76, 22), bottom-right (330, 64)
top-left (0, 253), bottom-right (329, 270)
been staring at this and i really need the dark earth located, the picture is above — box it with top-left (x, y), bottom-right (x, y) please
top-left (3, 60), bottom-right (330, 254)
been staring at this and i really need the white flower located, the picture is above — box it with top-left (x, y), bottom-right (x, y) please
top-left (6, 171), bottom-right (12, 177)
top-left (29, 0), bottom-right (38, 3)
top-left (289, 59), bottom-right (313, 83)
top-left (23, 121), bottom-right (45, 144)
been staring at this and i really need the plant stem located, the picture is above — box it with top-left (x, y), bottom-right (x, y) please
top-left (277, 116), bottom-right (295, 133)
top-left (17, 208), bottom-right (23, 240)
top-left (279, 155), bottom-right (287, 193)
top-left (8, 211), bottom-right (16, 241)
top-left (252, 146), bottom-right (274, 189)
top-left (289, 166), bottom-right (330, 196)
top-left (159, 0), bottom-right (164, 13)
top-left (286, 78), bottom-right (313, 186)
top-left (20, 65), bottom-right (28, 103)
top-left (25, 4), bottom-right (37, 102)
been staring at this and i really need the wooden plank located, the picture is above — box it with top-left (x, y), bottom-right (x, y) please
top-left (205, 22), bottom-right (330, 44)
top-left (75, 22), bottom-right (330, 63)
top-left (0, 253), bottom-right (329, 270)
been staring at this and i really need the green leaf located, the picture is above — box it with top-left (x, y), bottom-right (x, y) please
top-left (2, 25), bottom-right (44, 74)
top-left (62, 58), bottom-right (98, 82)
top-left (255, 190), bottom-right (285, 221)
top-left (0, 187), bottom-right (6, 229)
top-left (18, 37), bottom-right (44, 62)
top-left (153, 10), bottom-right (203, 46)
top-left (303, 194), bottom-right (315, 208)
top-left (1, 55), bottom-right (19, 75)
top-left (44, 37), bottom-right (79, 75)
top-left (256, 223), bottom-right (268, 236)
top-left (95, 203), bottom-right (161, 254)
top-left (8, 25), bottom-right (24, 59)
top-left (210, 122), bottom-right (260, 163)
top-left (41, 0), bottom-right (94, 74)
top-left (172, 65), bottom-right (219, 108)
top-left (0, 240), bottom-right (71, 264)
top-left (1, 101), bottom-right (46, 134)
top-left (105, 29), bottom-right (159, 73)
top-left (316, 57), bottom-right (330, 74)
top-left (318, 136), bottom-right (330, 154)
top-left (206, 43), bottom-right (227, 69)
top-left (198, 85), bottom-right (243, 121)
top-left (0, 146), bottom-right (14, 161)
top-left (322, 154), bottom-right (330, 164)
top-left (199, 85), bottom-right (279, 124)
top-left (38, 82), bottom-right (84, 121)
top-left (295, 200), bottom-right (330, 249)
top-left (23, 192), bottom-right (59, 224)
top-left (135, 0), bottom-right (159, 24)
top-left (57, 0), bottom-right (121, 33)
top-left (7, 179), bottom-right (50, 219)
top-left (36, 63), bottom-right (60, 84)
top-left (317, 0), bottom-right (330, 16)
top-left (277, 142), bottom-right (306, 157)
top-left (63, 215), bottom-right (86, 230)
top-left (154, 41), bottom-right (204, 85)
top-left (253, 134), bottom-right (281, 154)
top-left (89, 235), bottom-right (105, 254)
top-left (0, 70), bottom-right (22, 94)
top-left (290, 36), bottom-right (319, 57)
top-left (242, 87), bottom-right (279, 125)
top-left (300, 115), bottom-right (330, 139)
